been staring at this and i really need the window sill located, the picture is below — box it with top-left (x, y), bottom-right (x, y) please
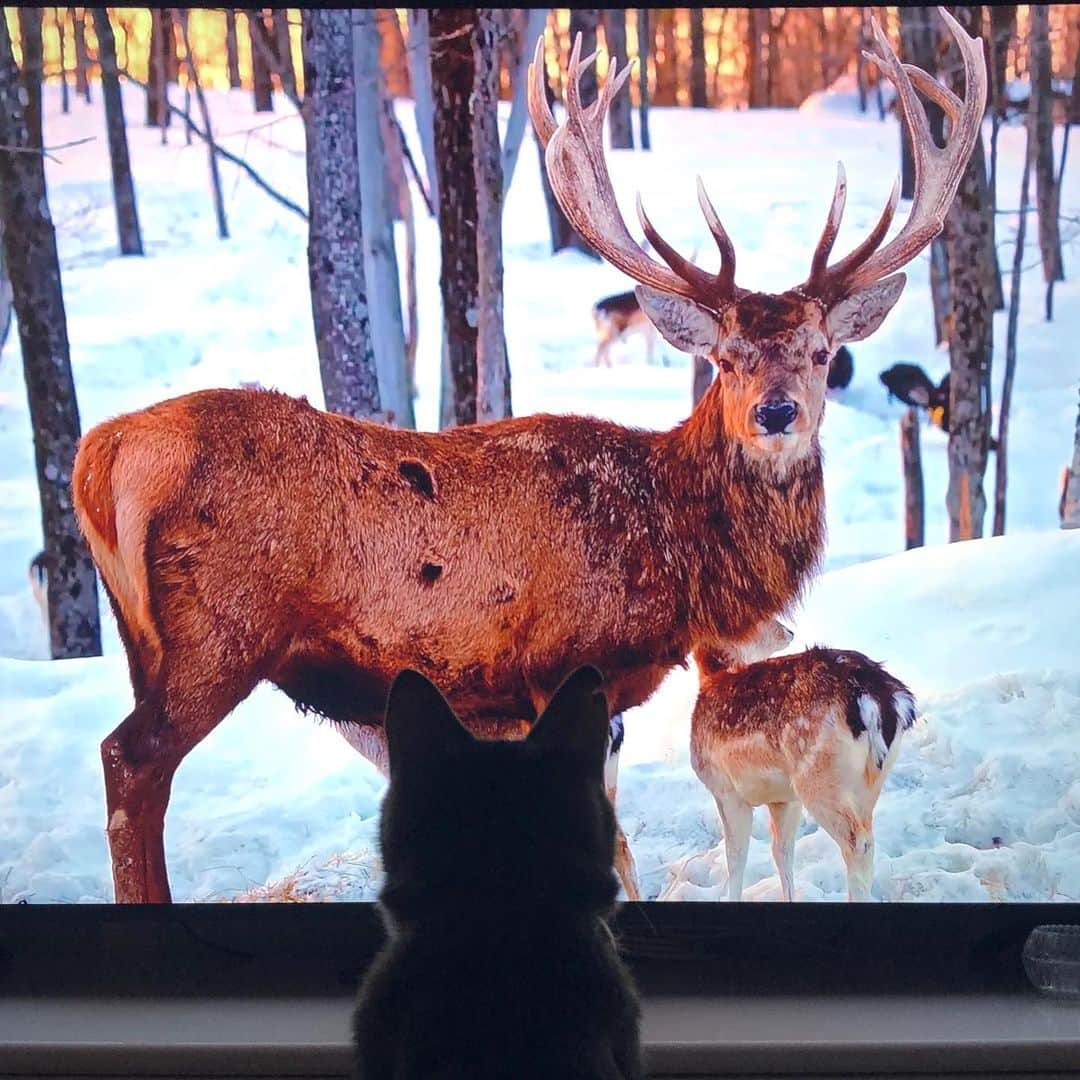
top-left (2, 991), bottom-right (1079, 1077)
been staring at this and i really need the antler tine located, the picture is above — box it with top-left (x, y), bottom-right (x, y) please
top-left (527, 33), bottom-right (742, 307)
top-left (807, 163), bottom-right (848, 290)
top-left (695, 177), bottom-right (737, 294)
top-left (902, 63), bottom-right (963, 122)
top-left (826, 175), bottom-right (901, 281)
top-left (527, 36), bottom-right (557, 146)
top-left (794, 5), bottom-right (987, 303)
top-left (636, 195), bottom-right (721, 296)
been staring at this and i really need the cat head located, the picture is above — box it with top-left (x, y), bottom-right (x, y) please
top-left (377, 666), bottom-right (618, 925)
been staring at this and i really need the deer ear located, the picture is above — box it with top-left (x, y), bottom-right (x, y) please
top-left (635, 285), bottom-right (720, 356)
top-left (527, 666), bottom-right (610, 780)
top-left (826, 273), bottom-right (906, 345)
top-left (384, 669), bottom-right (472, 780)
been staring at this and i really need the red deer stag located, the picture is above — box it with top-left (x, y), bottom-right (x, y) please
top-left (72, 10), bottom-right (985, 903)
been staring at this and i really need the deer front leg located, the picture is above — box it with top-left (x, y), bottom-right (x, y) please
top-left (713, 788), bottom-right (753, 902)
top-left (101, 654), bottom-right (256, 903)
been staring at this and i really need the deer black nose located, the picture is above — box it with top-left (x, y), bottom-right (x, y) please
top-left (754, 398), bottom-right (798, 435)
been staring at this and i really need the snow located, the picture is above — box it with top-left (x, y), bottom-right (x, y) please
top-left (1, 81), bottom-right (1078, 904)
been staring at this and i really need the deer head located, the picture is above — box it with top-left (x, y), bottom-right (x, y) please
top-left (529, 8), bottom-right (986, 468)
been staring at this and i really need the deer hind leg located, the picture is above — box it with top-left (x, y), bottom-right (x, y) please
top-left (101, 654), bottom-right (257, 904)
top-left (766, 801), bottom-right (802, 902)
top-left (804, 800), bottom-right (875, 902)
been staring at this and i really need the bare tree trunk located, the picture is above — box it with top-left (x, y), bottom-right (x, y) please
top-left (177, 10), bottom-right (228, 240)
top-left (91, 9), bottom-right (144, 256)
top-left (689, 8), bottom-right (706, 108)
top-left (994, 101), bottom-right (1033, 536)
top-left (473, 9), bottom-right (509, 422)
top-left (250, 10), bottom-right (275, 112)
top-left (637, 8), bottom-right (651, 149)
top-left (225, 9), bottom-right (241, 88)
top-left (55, 8), bottom-right (70, 114)
top-left (856, 8), bottom-right (869, 113)
top-left (405, 10), bottom-right (437, 214)
top-left (900, 409), bottom-right (925, 549)
top-left (174, 10), bottom-right (193, 146)
top-left (747, 8), bottom-right (769, 108)
top-left (988, 6), bottom-right (1016, 311)
top-left (652, 8), bottom-right (676, 106)
top-left (943, 5), bottom-right (992, 542)
top-left (929, 237), bottom-right (951, 347)
top-left (1029, 5), bottom-right (1064, 322)
top-left (568, 10), bottom-right (598, 103)
top-left (18, 8), bottom-right (43, 149)
top-left (692, 354), bottom-right (713, 407)
top-left (602, 9), bottom-right (633, 148)
top-left (301, 9), bottom-right (381, 421)
top-left (273, 9), bottom-right (297, 102)
top-left (0, 17), bottom-right (101, 659)
top-left (1061, 387), bottom-right (1080, 529)
top-left (71, 7), bottom-right (89, 101)
top-left (353, 10), bottom-right (412, 429)
top-left (431, 8), bottom-right (479, 428)
top-left (502, 8), bottom-right (549, 194)
top-left (147, 8), bottom-right (171, 133)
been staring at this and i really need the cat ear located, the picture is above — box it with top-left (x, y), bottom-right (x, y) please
top-left (527, 666), bottom-right (610, 780)
top-left (384, 669), bottom-right (472, 779)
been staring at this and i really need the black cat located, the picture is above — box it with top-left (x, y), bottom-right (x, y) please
top-left (352, 666), bottom-right (643, 1080)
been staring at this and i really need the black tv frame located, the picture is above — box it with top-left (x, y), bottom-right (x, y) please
top-left (2, 900), bottom-right (1072, 998)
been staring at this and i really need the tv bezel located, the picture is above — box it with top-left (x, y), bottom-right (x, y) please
top-left (1, 900), bottom-right (1073, 998)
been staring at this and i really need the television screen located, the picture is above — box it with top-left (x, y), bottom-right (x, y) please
top-left (1, 7), bottom-right (1078, 908)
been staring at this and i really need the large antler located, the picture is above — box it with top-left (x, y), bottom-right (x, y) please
top-left (528, 34), bottom-right (746, 309)
top-left (798, 7), bottom-right (987, 304)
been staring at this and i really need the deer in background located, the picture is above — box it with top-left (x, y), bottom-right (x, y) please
top-left (592, 290), bottom-right (661, 367)
top-left (71, 10), bottom-right (985, 903)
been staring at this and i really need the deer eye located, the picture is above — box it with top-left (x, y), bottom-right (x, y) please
top-left (812, 348), bottom-right (830, 367)
top-left (719, 357), bottom-right (735, 374)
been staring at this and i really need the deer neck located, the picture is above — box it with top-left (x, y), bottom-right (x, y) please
top-left (657, 380), bottom-right (825, 642)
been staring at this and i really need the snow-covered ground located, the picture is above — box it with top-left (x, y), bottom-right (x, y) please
top-left (0, 78), bottom-right (1077, 903)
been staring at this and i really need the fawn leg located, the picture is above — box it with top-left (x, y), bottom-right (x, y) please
top-left (713, 788), bottom-right (753, 901)
top-left (766, 801), bottom-right (802, 902)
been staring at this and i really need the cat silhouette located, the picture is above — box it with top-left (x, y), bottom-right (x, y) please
top-left (353, 666), bottom-right (643, 1079)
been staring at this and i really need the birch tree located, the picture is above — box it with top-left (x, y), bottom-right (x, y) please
top-left (0, 16), bottom-right (101, 658)
top-left (1029, 5), bottom-right (1064, 318)
top-left (431, 8), bottom-right (480, 428)
top-left (942, 5), bottom-right (993, 542)
top-left (302, 9), bottom-right (381, 420)
top-left (353, 10), bottom-right (412, 428)
top-left (92, 9), bottom-right (143, 256)
top-left (473, 8), bottom-right (509, 422)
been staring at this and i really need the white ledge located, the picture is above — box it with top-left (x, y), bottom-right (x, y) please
top-left (1, 993), bottom-right (1079, 1076)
